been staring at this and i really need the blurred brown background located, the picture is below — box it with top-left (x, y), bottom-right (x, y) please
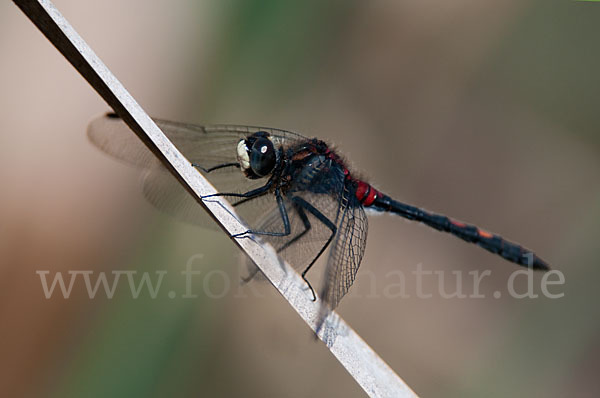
top-left (1, 1), bottom-right (599, 397)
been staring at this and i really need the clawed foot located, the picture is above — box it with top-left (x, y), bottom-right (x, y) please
top-left (301, 278), bottom-right (317, 302)
top-left (231, 230), bottom-right (251, 239)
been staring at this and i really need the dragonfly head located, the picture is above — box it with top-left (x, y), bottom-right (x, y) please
top-left (237, 131), bottom-right (277, 179)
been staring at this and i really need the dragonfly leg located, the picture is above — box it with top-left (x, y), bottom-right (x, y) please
top-left (240, 266), bottom-right (260, 284)
top-left (276, 202), bottom-right (311, 253)
top-left (201, 178), bottom-right (273, 201)
top-left (238, 192), bottom-right (297, 284)
top-left (287, 197), bottom-right (337, 302)
top-left (231, 187), bottom-right (291, 238)
top-left (239, 197), bottom-right (314, 284)
top-left (192, 162), bottom-right (239, 173)
top-left (232, 192), bottom-right (269, 208)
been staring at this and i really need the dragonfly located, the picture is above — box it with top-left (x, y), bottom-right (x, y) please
top-left (88, 113), bottom-right (550, 320)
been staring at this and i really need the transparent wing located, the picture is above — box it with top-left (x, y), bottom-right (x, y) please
top-left (87, 113), bottom-right (307, 225)
top-left (87, 113), bottom-right (307, 169)
top-left (140, 168), bottom-right (270, 228)
top-left (87, 114), bottom-right (162, 168)
top-left (320, 191), bottom-right (368, 311)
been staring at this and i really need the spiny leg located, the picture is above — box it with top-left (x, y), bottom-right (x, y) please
top-left (239, 195), bottom-right (301, 284)
top-left (238, 195), bottom-right (338, 301)
top-left (242, 201), bottom-right (312, 285)
top-left (289, 196), bottom-right (337, 302)
top-left (201, 178), bottom-right (274, 202)
top-left (232, 191), bottom-right (269, 208)
top-left (192, 162), bottom-right (239, 173)
top-left (231, 186), bottom-right (291, 238)
top-left (277, 201), bottom-right (311, 253)
top-left (192, 169), bottom-right (279, 238)
top-left (193, 161), bottom-right (274, 202)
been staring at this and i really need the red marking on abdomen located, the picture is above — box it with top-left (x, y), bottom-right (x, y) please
top-left (450, 219), bottom-right (466, 228)
top-left (355, 181), bottom-right (379, 206)
top-left (478, 229), bottom-right (493, 239)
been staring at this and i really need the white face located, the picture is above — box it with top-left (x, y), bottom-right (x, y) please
top-left (236, 139), bottom-right (250, 171)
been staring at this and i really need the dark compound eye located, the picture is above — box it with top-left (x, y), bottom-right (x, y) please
top-left (250, 137), bottom-right (276, 177)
